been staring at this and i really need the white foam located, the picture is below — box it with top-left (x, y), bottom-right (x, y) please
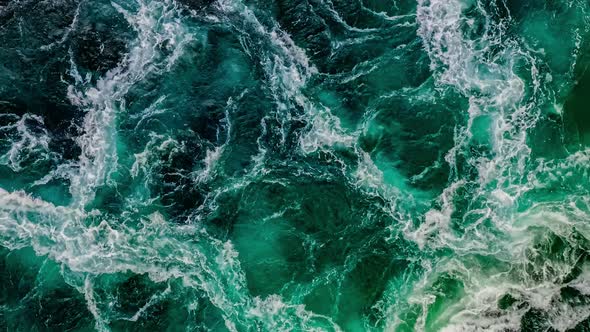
top-left (369, 1), bottom-right (590, 329)
top-left (83, 277), bottom-right (109, 332)
top-left (249, 295), bottom-right (343, 331)
top-left (412, 0), bottom-right (545, 251)
top-left (299, 109), bottom-right (356, 154)
top-left (0, 186), bottom-right (257, 327)
top-left (215, 0), bottom-right (360, 157)
top-left (410, 180), bottom-right (467, 250)
top-left (67, 0), bottom-right (195, 208)
top-left (0, 113), bottom-right (52, 172)
top-left (131, 133), bottom-right (184, 180)
top-left (0, 109), bottom-right (341, 331)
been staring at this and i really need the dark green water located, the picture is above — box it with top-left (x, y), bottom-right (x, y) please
top-left (1, 0), bottom-right (590, 330)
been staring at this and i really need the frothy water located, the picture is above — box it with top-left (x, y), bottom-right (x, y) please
top-left (1, 0), bottom-right (590, 330)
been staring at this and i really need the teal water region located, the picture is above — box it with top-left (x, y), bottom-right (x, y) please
top-left (0, 0), bottom-right (590, 331)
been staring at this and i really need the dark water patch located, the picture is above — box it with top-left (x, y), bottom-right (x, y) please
top-left (498, 293), bottom-right (519, 310)
top-left (219, 91), bottom-right (268, 176)
top-left (0, 248), bottom-right (94, 331)
top-left (71, 1), bottom-right (134, 76)
top-left (564, 42), bottom-right (590, 149)
top-left (504, 0), bottom-right (558, 23)
top-left (361, 88), bottom-right (463, 192)
top-left (333, 254), bottom-right (412, 329)
top-left (520, 308), bottom-right (556, 332)
top-left (178, 0), bottom-right (216, 10)
top-left (232, 170), bottom-right (414, 304)
top-left (0, 0), bottom-right (84, 171)
top-left (92, 273), bottom-right (222, 331)
top-left (0, 98), bottom-right (78, 201)
top-left (528, 111), bottom-right (569, 160)
top-left (273, 0), bottom-right (332, 65)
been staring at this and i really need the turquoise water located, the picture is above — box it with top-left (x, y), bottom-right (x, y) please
top-left (1, 0), bottom-right (590, 330)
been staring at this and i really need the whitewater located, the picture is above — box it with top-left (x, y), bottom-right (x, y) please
top-left (1, 0), bottom-right (590, 330)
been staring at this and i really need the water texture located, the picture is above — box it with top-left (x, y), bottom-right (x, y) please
top-left (0, 0), bottom-right (590, 330)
